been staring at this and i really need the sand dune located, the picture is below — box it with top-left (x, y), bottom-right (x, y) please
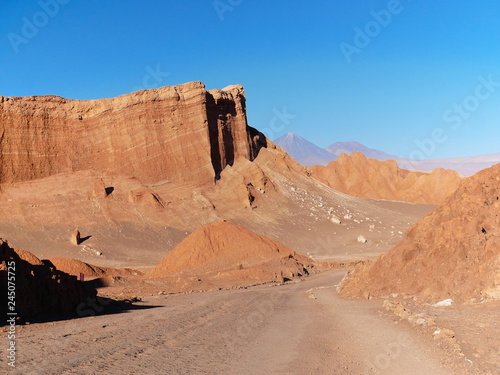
top-left (148, 221), bottom-right (320, 283)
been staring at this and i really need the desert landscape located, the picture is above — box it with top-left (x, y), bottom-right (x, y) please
top-left (2, 2), bottom-right (499, 375)
top-left (0, 81), bottom-right (498, 375)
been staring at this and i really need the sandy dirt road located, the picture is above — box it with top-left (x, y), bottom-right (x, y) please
top-left (6, 270), bottom-right (456, 375)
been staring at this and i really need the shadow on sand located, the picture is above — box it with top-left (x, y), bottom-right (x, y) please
top-left (6, 296), bottom-right (161, 326)
top-left (79, 235), bottom-right (92, 243)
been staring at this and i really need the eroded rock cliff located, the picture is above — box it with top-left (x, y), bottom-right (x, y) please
top-left (310, 151), bottom-right (462, 205)
top-left (0, 82), bottom-right (264, 185)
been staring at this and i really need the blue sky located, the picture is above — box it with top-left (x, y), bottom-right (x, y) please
top-left (2, 0), bottom-right (500, 159)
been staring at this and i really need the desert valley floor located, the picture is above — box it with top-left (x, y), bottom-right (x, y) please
top-left (4, 269), bottom-right (498, 375)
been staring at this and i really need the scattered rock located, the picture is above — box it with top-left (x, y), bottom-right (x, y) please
top-left (330, 216), bottom-right (341, 225)
top-left (70, 229), bottom-right (81, 246)
top-left (433, 298), bottom-right (453, 307)
top-left (357, 235), bottom-right (367, 243)
top-left (93, 179), bottom-right (109, 198)
top-left (433, 328), bottom-right (456, 340)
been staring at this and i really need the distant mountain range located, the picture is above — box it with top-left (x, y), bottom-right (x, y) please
top-left (272, 133), bottom-right (336, 166)
top-left (274, 132), bottom-right (500, 176)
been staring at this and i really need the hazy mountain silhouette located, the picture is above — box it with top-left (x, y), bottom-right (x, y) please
top-left (274, 133), bottom-right (336, 166)
top-left (275, 132), bottom-right (500, 175)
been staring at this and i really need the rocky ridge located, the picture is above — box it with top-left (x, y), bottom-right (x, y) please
top-left (338, 163), bottom-right (500, 303)
top-left (310, 151), bottom-right (462, 205)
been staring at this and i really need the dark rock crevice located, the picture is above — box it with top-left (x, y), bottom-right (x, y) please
top-left (206, 92), bottom-right (239, 180)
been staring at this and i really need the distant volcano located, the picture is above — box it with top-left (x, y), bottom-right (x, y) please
top-left (275, 132), bottom-right (500, 175)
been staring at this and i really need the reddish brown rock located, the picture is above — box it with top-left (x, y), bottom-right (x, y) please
top-left (47, 257), bottom-right (143, 279)
top-left (338, 164), bottom-right (500, 303)
top-left (128, 188), bottom-right (165, 210)
top-left (0, 83), bottom-right (428, 271)
top-left (70, 229), bottom-right (81, 246)
top-left (148, 221), bottom-right (317, 282)
top-left (216, 156), bottom-right (276, 209)
top-left (0, 239), bottom-right (96, 318)
top-left (93, 179), bottom-right (110, 198)
top-left (13, 248), bottom-right (44, 265)
top-left (0, 82), bottom-right (264, 186)
top-left (310, 151), bottom-right (462, 205)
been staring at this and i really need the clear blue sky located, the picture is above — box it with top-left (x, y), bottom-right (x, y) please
top-left (2, 0), bottom-right (500, 159)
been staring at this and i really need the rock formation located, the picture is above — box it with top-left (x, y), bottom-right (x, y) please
top-left (70, 229), bottom-right (81, 245)
top-left (310, 152), bottom-right (462, 205)
top-left (93, 179), bottom-right (112, 198)
top-left (148, 221), bottom-right (318, 283)
top-left (0, 83), bottom-right (429, 269)
top-left (338, 164), bottom-right (500, 303)
top-left (0, 82), bottom-right (265, 186)
top-left (0, 239), bottom-right (96, 318)
top-left (47, 257), bottom-right (142, 278)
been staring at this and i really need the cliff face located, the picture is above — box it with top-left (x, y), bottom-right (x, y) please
top-left (310, 152), bottom-right (462, 205)
top-left (0, 83), bottom-right (432, 271)
top-left (0, 82), bottom-right (264, 185)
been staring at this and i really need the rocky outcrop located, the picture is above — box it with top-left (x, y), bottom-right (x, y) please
top-left (46, 257), bottom-right (143, 279)
top-left (310, 152), bottom-right (462, 205)
top-left (0, 82), bottom-right (265, 186)
top-left (70, 229), bottom-right (81, 245)
top-left (0, 239), bottom-right (96, 318)
top-left (0, 82), bottom-right (428, 271)
top-left (338, 164), bottom-right (500, 303)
